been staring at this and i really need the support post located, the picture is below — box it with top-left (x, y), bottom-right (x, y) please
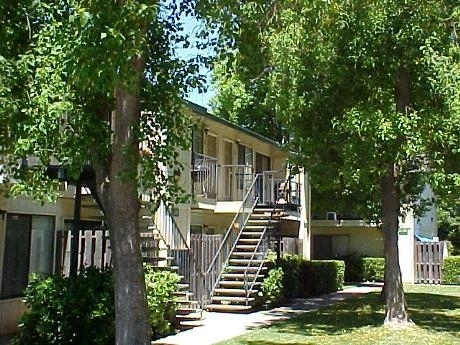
top-left (70, 179), bottom-right (82, 278)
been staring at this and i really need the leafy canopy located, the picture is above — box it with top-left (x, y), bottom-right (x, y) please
top-left (0, 0), bottom-right (205, 205)
top-left (199, 0), bottom-right (460, 219)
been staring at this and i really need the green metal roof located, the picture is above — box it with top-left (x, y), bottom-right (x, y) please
top-left (184, 100), bottom-right (282, 148)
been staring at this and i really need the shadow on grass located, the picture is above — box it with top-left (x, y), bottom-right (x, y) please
top-left (407, 292), bottom-right (460, 334)
top-left (246, 293), bottom-right (384, 336)
top-left (244, 290), bottom-right (460, 340)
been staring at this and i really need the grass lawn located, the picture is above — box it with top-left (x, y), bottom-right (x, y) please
top-left (217, 284), bottom-right (460, 345)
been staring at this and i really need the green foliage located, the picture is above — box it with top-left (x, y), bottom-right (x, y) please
top-left (340, 254), bottom-right (364, 282)
top-left (437, 206), bottom-right (460, 255)
top-left (218, 285), bottom-right (460, 345)
top-left (442, 256), bottom-right (460, 284)
top-left (144, 266), bottom-right (181, 339)
top-left (0, 0), bottom-right (202, 207)
top-left (362, 257), bottom-right (385, 282)
top-left (260, 267), bottom-right (284, 307)
top-left (13, 265), bottom-right (182, 343)
top-left (201, 0), bottom-right (460, 219)
top-left (340, 255), bottom-right (385, 282)
top-left (270, 255), bottom-right (344, 300)
top-left (13, 267), bottom-right (115, 345)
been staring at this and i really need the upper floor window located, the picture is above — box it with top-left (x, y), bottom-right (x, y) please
top-left (238, 143), bottom-right (253, 166)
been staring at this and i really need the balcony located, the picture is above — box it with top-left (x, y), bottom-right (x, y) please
top-left (191, 153), bottom-right (301, 207)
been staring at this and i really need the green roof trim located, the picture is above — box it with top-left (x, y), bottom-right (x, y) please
top-left (184, 100), bottom-right (282, 148)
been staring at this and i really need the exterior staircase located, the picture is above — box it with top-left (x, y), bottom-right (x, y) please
top-left (205, 205), bottom-right (283, 312)
top-left (140, 218), bottom-right (204, 331)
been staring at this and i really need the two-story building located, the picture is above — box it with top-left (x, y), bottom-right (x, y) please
top-left (0, 101), bottom-right (310, 335)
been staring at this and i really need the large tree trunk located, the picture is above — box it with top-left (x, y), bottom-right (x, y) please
top-left (380, 67), bottom-right (413, 327)
top-left (105, 54), bottom-right (151, 345)
top-left (380, 167), bottom-right (411, 326)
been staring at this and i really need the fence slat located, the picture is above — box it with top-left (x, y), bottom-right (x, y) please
top-left (415, 241), bottom-right (445, 284)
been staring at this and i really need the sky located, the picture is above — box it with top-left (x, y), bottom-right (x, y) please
top-left (176, 10), bottom-right (216, 111)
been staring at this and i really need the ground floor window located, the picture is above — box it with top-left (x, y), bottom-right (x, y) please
top-left (312, 234), bottom-right (350, 260)
top-left (1, 214), bottom-right (55, 299)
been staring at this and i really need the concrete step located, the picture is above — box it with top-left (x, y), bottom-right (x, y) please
top-left (222, 273), bottom-right (264, 280)
top-left (231, 251), bottom-right (265, 257)
top-left (174, 291), bottom-right (195, 299)
top-left (228, 258), bottom-right (264, 265)
top-left (214, 288), bottom-right (258, 296)
top-left (219, 280), bottom-right (262, 288)
top-left (241, 231), bottom-right (265, 236)
top-left (225, 265), bottom-right (265, 272)
top-left (237, 238), bottom-right (261, 244)
top-left (210, 296), bottom-right (255, 303)
top-left (205, 303), bottom-right (252, 312)
top-left (235, 244), bottom-right (258, 250)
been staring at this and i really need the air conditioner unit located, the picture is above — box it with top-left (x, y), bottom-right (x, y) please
top-left (326, 212), bottom-right (337, 221)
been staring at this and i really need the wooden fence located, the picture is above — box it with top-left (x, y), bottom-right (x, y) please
top-left (280, 238), bottom-right (303, 256)
top-left (56, 230), bottom-right (111, 276)
top-left (414, 241), bottom-right (446, 284)
top-left (55, 230), bottom-right (303, 303)
top-left (189, 234), bottom-right (223, 304)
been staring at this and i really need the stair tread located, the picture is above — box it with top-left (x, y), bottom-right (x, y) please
top-left (211, 296), bottom-right (256, 302)
top-left (226, 266), bottom-right (266, 271)
top-left (222, 273), bottom-right (263, 278)
top-left (214, 288), bottom-right (258, 295)
top-left (229, 258), bottom-right (265, 263)
top-left (219, 281), bottom-right (262, 287)
top-left (205, 304), bottom-right (252, 311)
top-left (231, 251), bottom-right (265, 257)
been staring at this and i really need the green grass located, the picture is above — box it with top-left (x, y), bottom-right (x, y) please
top-left (217, 284), bottom-right (460, 345)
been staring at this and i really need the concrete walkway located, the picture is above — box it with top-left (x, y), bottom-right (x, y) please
top-left (153, 284), bottom-right (382, 345)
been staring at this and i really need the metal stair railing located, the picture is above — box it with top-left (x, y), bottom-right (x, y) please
top-left (153, 202), bottom-right (194, 284)
top-left (243, 207), bottom-right (280, 303)
top-left (203, 174), bottom-right (261, 302)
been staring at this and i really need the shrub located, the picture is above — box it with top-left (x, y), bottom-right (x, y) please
top-left (339, 254), bottom-right (364, 282)
top-left (13, 267), bottom-right (115, 345)
top-left (267, 255), bottom-right (344, 301)
top-left (144, 266), bottom-right (181, 339)
top-left (260, 267), bottom-right (284, 307)
top-left (442, 256), bottom-right (460, 284)
top-left (14, 265), bottom-right (182, 344)
top-left (362, 257), bottom-right (385, 282)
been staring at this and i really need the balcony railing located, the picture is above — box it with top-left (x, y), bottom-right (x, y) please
top-left (219, 164), bottom-right (254, 201)
top-left (192, 153), bottom-right (218, 199)
top-left (191, 153), bottom-right (301, 206)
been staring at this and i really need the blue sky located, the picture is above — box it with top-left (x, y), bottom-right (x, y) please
top-left (176, 11), bottom-right (216, 110)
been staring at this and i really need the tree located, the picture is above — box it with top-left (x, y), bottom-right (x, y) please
top-left (199, 1), bottom-right (460, 326)
top-left (0, 1), bottom-right (203, 343)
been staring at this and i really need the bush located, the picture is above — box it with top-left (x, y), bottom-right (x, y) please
top-left (339, 254), bottom-right (364, 282)
top-left (299, 260), bottom-right (345, 296)
top-left (362, 257), bottom-right (385, 282)
top-left (14, 265), bottom-right (182, 344)
top-left (442, 256), bottom-right (460, 284)
top-left (13, 267), bottom-right (115, 345)
top-left (260, 267), bottom-right (284, 307)
top-left (144, 266), bottom-right (181, 339)
top-left (265, 255), bottom-right (344, 302)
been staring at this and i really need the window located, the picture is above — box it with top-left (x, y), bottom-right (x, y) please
top-left (312, 234), bottom-right (350, 259)
top-left (1, 214), bottom-right (55, 299)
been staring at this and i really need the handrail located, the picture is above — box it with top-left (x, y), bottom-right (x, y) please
top-left (154, 201), bottom-right (189, 250)
top-left (244, 206), bottom-right (279, 300)
top-left (203, 174), bottom-right (261, 300)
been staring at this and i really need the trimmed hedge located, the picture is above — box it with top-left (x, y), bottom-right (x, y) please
top-left (340, 255), bottom-right (385, 282)
top-left (362, 257), bottom-right (385, 282)
top-left (442, 256), bottom-right (460, 284)
top-left (264, 254), bottom-right (345, 303)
